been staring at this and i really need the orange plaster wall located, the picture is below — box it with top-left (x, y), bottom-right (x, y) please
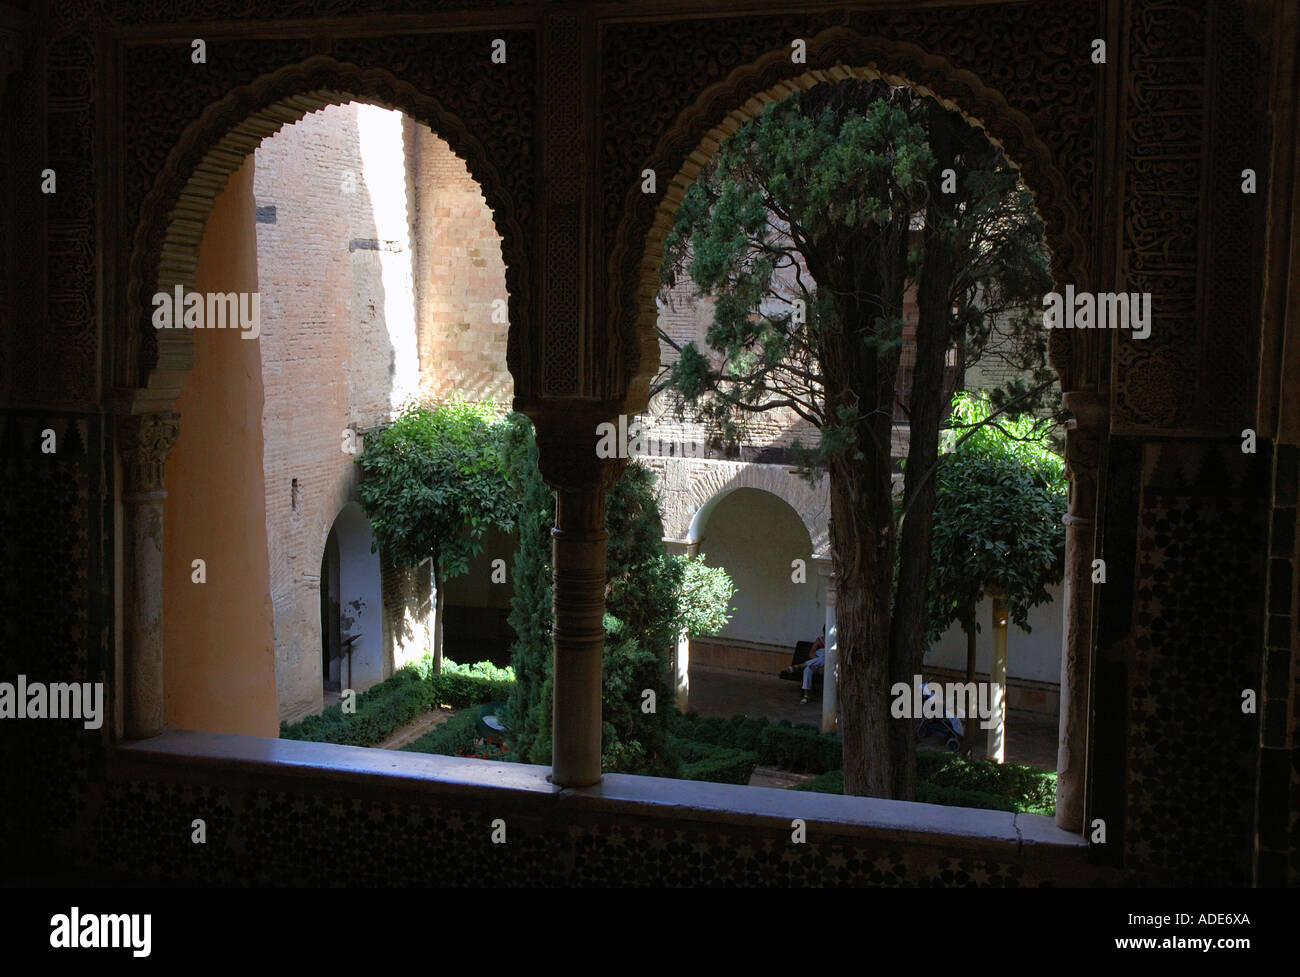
top-left (162, 156), bottom-right (280, 737)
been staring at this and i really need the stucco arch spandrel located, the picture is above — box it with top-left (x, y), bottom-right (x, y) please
top-left (647, 457), bottom-right (830, 560)
top-left (610, 28), bottom-right (1092, 413)
top-left (122, 56), bottom-right (528, 412)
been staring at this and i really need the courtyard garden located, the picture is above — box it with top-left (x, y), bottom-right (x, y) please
top-left (280, 652), bottom-right (1056, 816)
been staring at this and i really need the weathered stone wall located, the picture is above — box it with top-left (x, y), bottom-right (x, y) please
top-left (254, 103), bottom-right (422, 722)
top-left (254, 104), bottom-right (513, 721)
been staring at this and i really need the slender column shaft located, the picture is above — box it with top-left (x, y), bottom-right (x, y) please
top-left (120, 413), bottom-right (179, 740)
top-left (550, 487), bottom-right (608, 787)
top-left (1056, 393), bottom-right (1105, 829)
top-left (987, 594), bottom-right (1008, 762)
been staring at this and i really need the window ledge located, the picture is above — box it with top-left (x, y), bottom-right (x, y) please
top-left (114, 729), bottom-right (1087, 862)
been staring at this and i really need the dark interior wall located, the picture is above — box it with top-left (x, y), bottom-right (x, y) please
top-left (0, 0), bottom-right (1291, 886)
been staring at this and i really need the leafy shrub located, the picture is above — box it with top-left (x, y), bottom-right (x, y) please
top-left (681, 750), bottom-right (759, 786)
top-left (278, 656), bottom-right (514, 748)
top-left (432, 657), bottom-right (516, 708)
top-left (505, 419), bottom-right (733, 777)
top-left (669, 736), bottom-right (758, 785)
top-left (789, 769), bottom-right (843, 794)
top-left (789, 753), bottom-right (1056, 816)
top-left (671, 712), bottom-right (769, 752)
top-left (279, 668), bottom-right (436, 747)
top-left (671, 713), bottom-right (839, 774)
top-left (916, 751), bottom-right (1056, 814)
top-left (756, 723), bottom-right (842, 773)
top-left (400, 710), bottom-right (478, 756)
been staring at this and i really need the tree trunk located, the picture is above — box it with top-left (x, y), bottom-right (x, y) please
top-left (885, 101), bottom-right (959, 799)
top-left (817, 220), bottom-right (909, 799)
top-left (831, 461), bottom-right (898, 797)
top-left (432, 563), bottom-right (444, 674)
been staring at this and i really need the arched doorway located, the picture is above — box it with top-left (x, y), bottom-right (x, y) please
top-left (617, 46), bottom-right (1088, 817)
top-left (320, 502), bottom-right (383, 696)
top-left (125, 61), bottom-right (523, 740)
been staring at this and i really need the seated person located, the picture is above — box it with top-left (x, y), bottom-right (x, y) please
top-left (799, 630), bottom-right (826, 704)
top-left (781, 628), bottom-right (827, 704)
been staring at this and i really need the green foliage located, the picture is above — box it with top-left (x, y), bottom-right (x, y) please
top-left (790, 752), bottom-right (1056, 816)
top-left (278, 655), bottom-right (514, 748)
top-left (501, 414), bottom-right (555, 766)
top-left (756, 722), bottom-right (843, 774)
top-left (788, 769), bottom-right (845, 794)
top-left (671, 555), bottom-right (738, 638)
top-left (660, 78), bottom-right (1053, 466)
top-left (430, 657), bottom-right (516, 708)
top-left (504, 419), bottom-right (733, 777)
top-left (926, 391), bottom-right (1067, 643)
top-left (671, 712), bottom-right (768, 752)
top-left (356, 396), bottom-right (517, 580)
top-left (668, 736), bottom-right (760, 785)
top-left (399, 710), bottom-right (478, 757)
top-left (671, 712), bottom-right (840, 774)
top-left (915, 750), bottom-right (1057, 813)
top-left (279, 668), bottom-right (434, 747)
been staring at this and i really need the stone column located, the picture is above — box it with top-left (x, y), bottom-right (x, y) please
top-left (816, 558), bottom-right (838, 733)
top-left (120, 412), bottom-right (180, 740)
top-left (1056, 391), bottom-right (1106, 829)
top-left (674, 541), bottom-right (699, 713)
top-left (535, 410), bottom-right (623, 787)
top-left (987, 592), bottom-right (1008, 763)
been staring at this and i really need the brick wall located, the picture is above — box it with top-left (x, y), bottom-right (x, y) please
top-left (254, 104), bottom-right (513, 722)
top-left (407, 119), bottom-right (512, 405)
top-left (255, 103), bottom-right (423, 722)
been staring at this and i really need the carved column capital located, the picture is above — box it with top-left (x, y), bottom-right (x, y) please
top-left (1061, 390), bottom-right (1108, 522)
top-left (120, 412), bottom-right (180, 496)
top-left (530, 402), bottom-right (627, 495)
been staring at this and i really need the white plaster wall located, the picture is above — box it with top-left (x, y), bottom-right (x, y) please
top-left (695, 487), bottom-right (826, 648)
top-left (924, 584), bottom-right (1064, 684)
top-left (335, 502), bottom-right (384, 692)
top-left (643, 456), bottom-right (832, 558)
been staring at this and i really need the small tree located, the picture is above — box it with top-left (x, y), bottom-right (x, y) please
top-left (661, 79), bottom-right (1054, 798)
top-left (503, 416), bottom-right (735, 775)
top-left (925, 392), bottom-right (1066, 747)
top-left (356, 397), bottom-right (518, 672)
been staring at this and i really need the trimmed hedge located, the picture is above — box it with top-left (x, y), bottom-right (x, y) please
top-left (789, 769), bottom-right (843, 794)
top-left (279, 656), bottom-right (514, 748)
top-left (917, 751), bottom-right (1056, 815)
top-left (672, 712), bottom-right (841, 775)
top-left (668, 735), bottom-right (758, 785)
top-left (757, 722), bottom-right (842, 774)
top-left (681, 749), bottom-right (759, 786)
top-left (400, 710), bottom-right (479, 756)
top-left (278, 669), bottom-right (435, 747)
top-left (789, 754), bottom-right (1057, 816)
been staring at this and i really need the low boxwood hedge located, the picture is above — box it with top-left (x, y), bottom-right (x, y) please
top-left (667, 734), bottom-right (759, 785)
top-left (400, 710), bottom-right (479, 756)
top-left (757, 722), bottom-right (842, 773)
top-left (672, 712), bottom-right (841, 775)
top-left (279, 656), bottom-right (515, 748)
top-left (789, 754), bottom-right (1056, 816)
top-left (681, 750), bottom-right (759, 786)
